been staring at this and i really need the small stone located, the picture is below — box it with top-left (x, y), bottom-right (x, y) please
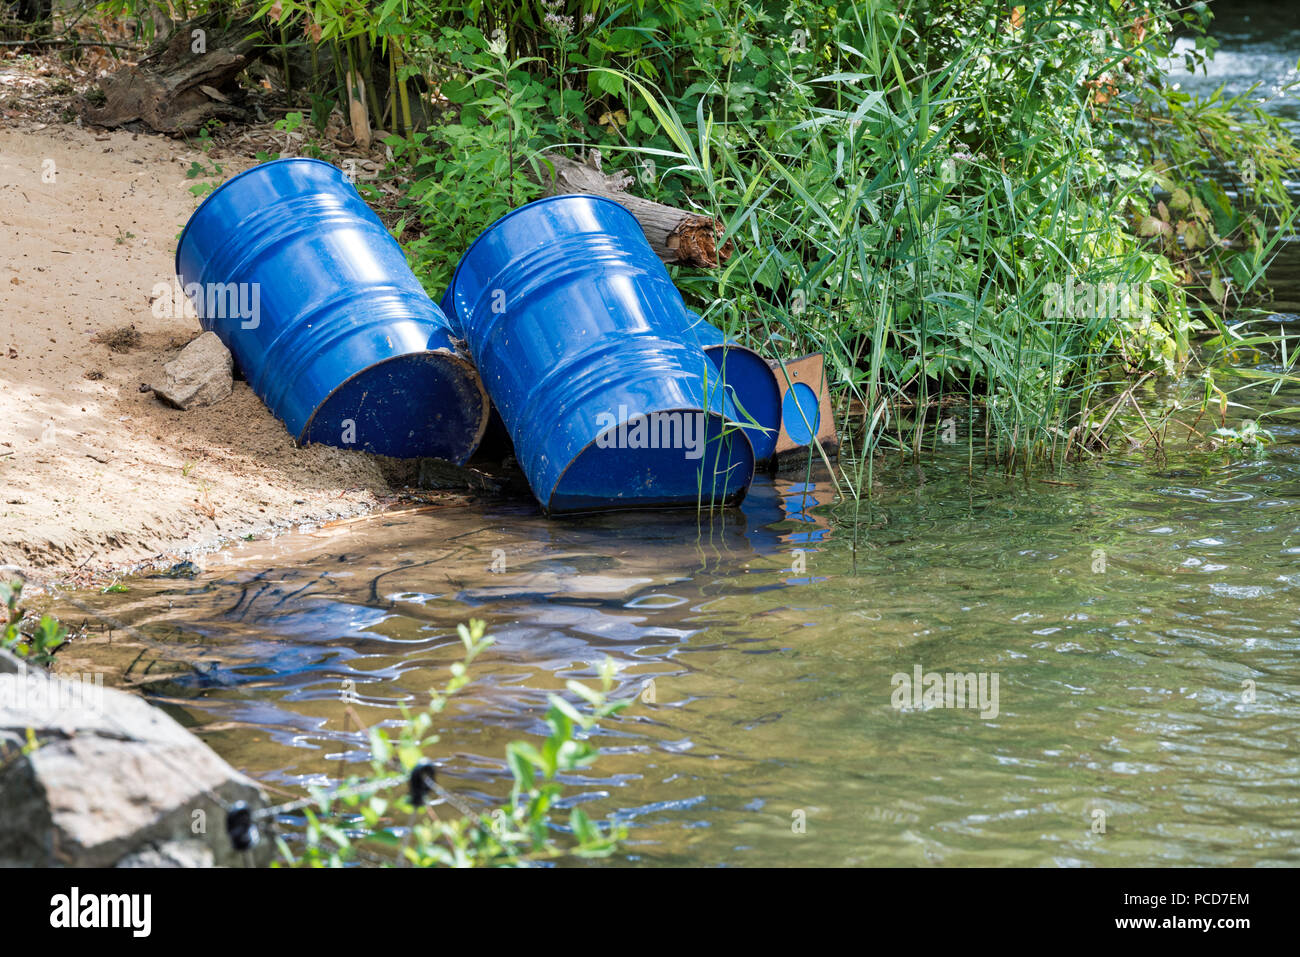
top-left (152, 331), bottom-right (233, 410)
top-left (152, 560), bottom-right (201, 579)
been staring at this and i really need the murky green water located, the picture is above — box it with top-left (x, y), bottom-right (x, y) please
top-left (45, 363), bottom-right (1300, 866)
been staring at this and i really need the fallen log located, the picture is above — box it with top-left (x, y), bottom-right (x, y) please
top-left (533, 152), bottom-right (733, 268)
top-left (83, 12), bottom-right (265, 135)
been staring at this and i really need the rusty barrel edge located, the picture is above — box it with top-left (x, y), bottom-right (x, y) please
top-left (176, 158), bottom-right (488, 462)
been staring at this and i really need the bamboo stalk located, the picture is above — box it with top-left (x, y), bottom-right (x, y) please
top-left (391, 36), bottom-right (413, 134)
top-left (388, 47), bottom-right (397, 133)
top-left (361, 43), bottom-right (384, 136)
top-left (329, 37), bottom-right (347, 112)
top-left (279, 23), bottom-right (292, 98)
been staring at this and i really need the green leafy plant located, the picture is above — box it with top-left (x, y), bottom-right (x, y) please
top-left (277, 620), bottom-right (630, 867)
top-left (386, 27), bottom-right (547, 291)
top-left (275, 109), bottom-right (305, 135)
top-left (185, 156), bottom-right (226, 198)
top-left (1210, 418), bottom-right (1274, 455)
top-left (1, 580), bottom-right (67, 667)
top-left (580, 0), bottom-right (1298, 484)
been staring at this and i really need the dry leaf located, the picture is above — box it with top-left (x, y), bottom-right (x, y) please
top-left (597, 109), bottom-right (627, 134)
top-left (1178, 221), bottom-right (1208, 250)
top-left (345, 70), bottom-right (371, 150)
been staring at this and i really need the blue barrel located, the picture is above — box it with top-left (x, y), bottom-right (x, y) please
top-left (176, 158), bottom-right (488, 461)
top-left (443, 194), bottom-right (755, 513)
top-left (686, 313), bottom-right (782, 463)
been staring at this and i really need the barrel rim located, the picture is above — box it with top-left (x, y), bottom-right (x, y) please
top-left (705, 343), bottom-right (782, 463)
top-left (297, 347), bottom-right (491, 462)
top-left (443, 192), bottom-right (644, 332)
top-left (174, 157), bottom-right (346, 279)
top-left (544, 405), bottom-right (756, 513)
top-left (686, 312), bottom-right (782, 462)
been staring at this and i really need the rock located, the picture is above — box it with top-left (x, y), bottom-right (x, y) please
top-left (0, 648), bottom-right (23, 675)
top-left (115, 839), bottom-right (215, 868)
top-left (150, 560), bottom-right (202, 580)
top-left (0, 665), bottom-right (271, 866)
top-left (152, 331), bottom-right (232, 409)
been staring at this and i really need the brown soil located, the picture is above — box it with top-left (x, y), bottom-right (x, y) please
top-left (0, 60), bottom-right (438, 588)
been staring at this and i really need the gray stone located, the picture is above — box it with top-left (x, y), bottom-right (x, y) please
top-left (0, 666), bottom-right (270, 866)
top-left (115, 839), bottom-right (215, 868)
top-left (0, 647), bottom-right (23, 675)
top-left (152, 331), bottom-right (233, 409)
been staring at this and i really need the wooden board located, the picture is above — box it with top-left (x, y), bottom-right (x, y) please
top-left (768, 353), bottom-right (838, 455)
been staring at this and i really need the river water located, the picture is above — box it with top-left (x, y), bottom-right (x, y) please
top-left (47, 371), bottom-right (1300, 866)
top-left (39, 7), bottom-right (1300, 866)
top-left (1168, 3), bottom-right (1300, 134)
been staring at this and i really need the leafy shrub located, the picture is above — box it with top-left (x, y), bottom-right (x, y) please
top-left (1, 580), bottom-right (66, 667)
top-left (278, 620), bottom-right (631, 867)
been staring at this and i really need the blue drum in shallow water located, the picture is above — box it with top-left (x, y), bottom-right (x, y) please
top-left (176, 158), bottom-right (488, 461)
top-left (686, 313), bottom-right (782, 464)
top-left (443, 194), bottom-right (755, 513)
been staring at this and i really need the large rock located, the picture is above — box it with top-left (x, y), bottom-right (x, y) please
top-left (0, 648), bottom-right (23, 675)
top-left (115, 839), bottom-right (216, 868)
top-left (152, 331), bottom-right (233, 410)
top-left (0, 662), bottom-right (270, 866)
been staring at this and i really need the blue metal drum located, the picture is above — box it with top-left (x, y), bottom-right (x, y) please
top-left (176, 158), bottom-right (487, 461)
top-left (444, 194), bottom-right (755, 513)
top-left (686, 313), bottom-right (782, 463)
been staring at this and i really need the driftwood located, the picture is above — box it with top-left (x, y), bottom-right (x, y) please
top-left (534, 152), bottom-right (733, 268)
top-left (84, 13), bottom-right (265, 135)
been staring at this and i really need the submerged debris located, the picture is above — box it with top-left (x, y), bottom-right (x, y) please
top-left (151, 560), bottom-right (202, 579)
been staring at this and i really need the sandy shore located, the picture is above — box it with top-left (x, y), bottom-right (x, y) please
top-left (0, 120), bottom-right (410, 586)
